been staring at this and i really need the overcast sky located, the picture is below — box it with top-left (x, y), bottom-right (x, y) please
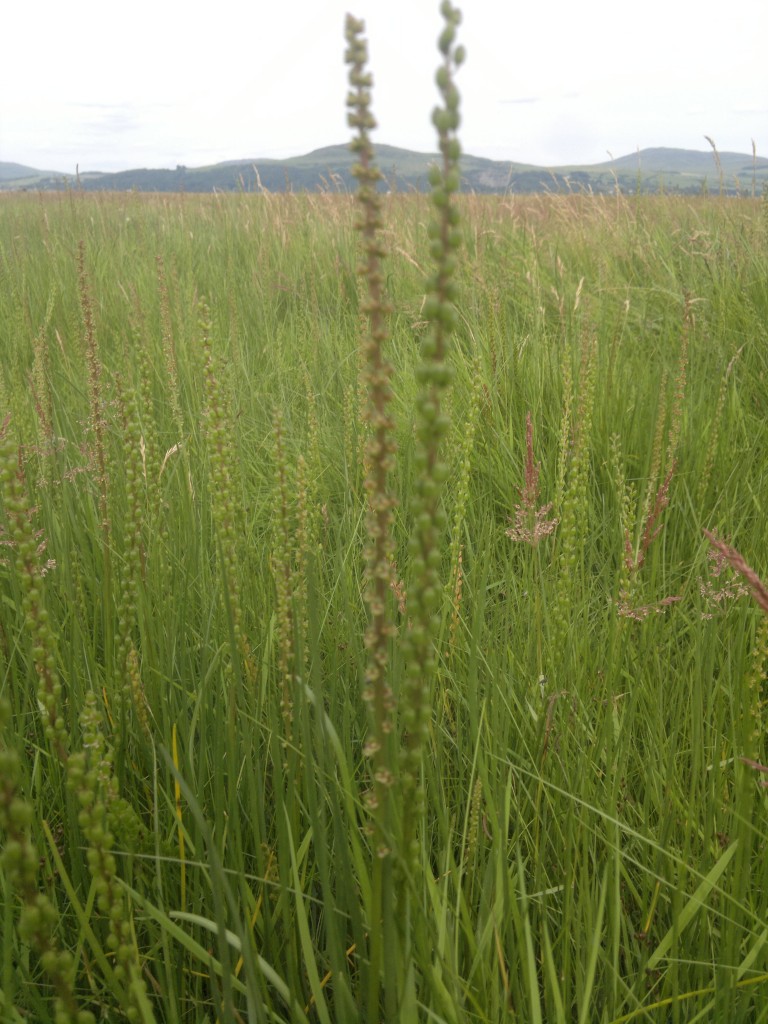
top-left (3, 0), bottom-right (766, 174)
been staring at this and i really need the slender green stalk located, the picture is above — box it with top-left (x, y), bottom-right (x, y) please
top-left (400, 0), bottom-right (465, 869)
top-left (346, 8), bottom-right (398, 859)
top-left (345, 16), bottom-right (400, 1018)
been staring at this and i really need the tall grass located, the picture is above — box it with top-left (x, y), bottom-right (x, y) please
top-left (1, 14), bottom-right (768, 1023)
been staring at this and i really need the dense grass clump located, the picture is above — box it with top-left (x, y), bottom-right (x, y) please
top-left (2, 13), bottom-right (768, 1023)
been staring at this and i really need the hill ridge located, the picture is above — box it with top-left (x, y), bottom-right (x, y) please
top-left (2, 145), bottom-right (766, 195)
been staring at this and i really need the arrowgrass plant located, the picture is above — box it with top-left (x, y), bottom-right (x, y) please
top-left (1, 10), bottom-right (768, 1022)
top-left (344, 17), bottom-right (401, 1016)
top-left (400, 0), bottom-right (465, 872)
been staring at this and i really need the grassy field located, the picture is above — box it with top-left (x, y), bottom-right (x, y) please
top-left (2, 36), bottom-right (768, 1021)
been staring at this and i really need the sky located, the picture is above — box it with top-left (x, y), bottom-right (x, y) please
top-left (2, 0), bottom-right (766, 174)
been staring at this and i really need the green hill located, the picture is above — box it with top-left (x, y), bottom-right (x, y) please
top-left (2, 145), bottom-right (766, 195)
top-left (0, 161), bottom-right (61, 185)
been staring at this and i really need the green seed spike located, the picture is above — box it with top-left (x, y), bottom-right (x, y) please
top-left (346, 13), bottom-right (398, 851)
top-left (400, 2), bottom-right (465, 874)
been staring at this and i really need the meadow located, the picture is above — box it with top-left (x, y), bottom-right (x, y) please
top-left (2, 17), bottom-right (768, 1023)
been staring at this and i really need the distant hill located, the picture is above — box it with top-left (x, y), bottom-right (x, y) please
top-left (590, 147), bottom-right (762, 176)
top-left (0, 161), bottom-right (61, 183)
top-left (2, 146), bottom-right (766, 195)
